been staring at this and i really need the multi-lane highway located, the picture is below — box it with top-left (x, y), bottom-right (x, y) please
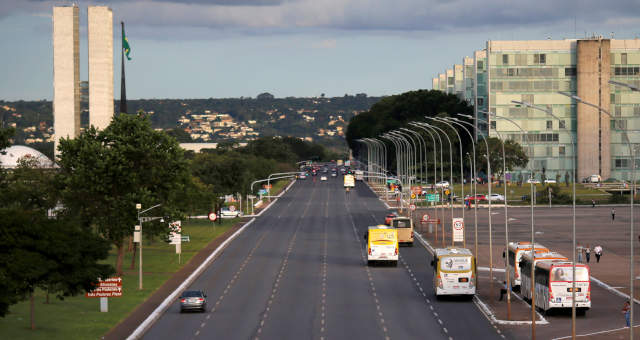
top-left (142, 177), bottom-right (501, 340)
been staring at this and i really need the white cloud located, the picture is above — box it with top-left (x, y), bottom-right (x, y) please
top-left (312, 39), bottom-right (336, 49)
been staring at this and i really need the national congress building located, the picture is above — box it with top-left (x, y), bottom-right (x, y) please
top-left (433, 38), bottom-right (640, 182)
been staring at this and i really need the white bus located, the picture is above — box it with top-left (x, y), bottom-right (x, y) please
top-left (355, 170), bottom-right (364, 181)
top-left (431, 247), bottom-right (476, 297)
top-left (506, 242), bottom-right (549, 290)
top-left (520, 257), bottom-right (591, 313)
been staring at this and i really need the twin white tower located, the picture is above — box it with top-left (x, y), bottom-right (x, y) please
top-left (53, 5), bottom-right (114, 156)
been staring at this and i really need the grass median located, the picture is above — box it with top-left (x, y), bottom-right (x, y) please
top-left (0, 218), bottom-right (237, 340)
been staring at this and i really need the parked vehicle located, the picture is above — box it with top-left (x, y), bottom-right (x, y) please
top-left (544, 179), bottom-right (557, 184)
top-left (220, 208), bottom-right (240, 218)
top-left (179, 290), bottom-right (207, 312)
top-left (487, 193), bottom-right (505, 201)
top-left (464, 194), bottom-right (486, 202)
top-left (431, 247), bottom-right (476, 297)
top-left (435, 181), bottom-right (450, 188)
top-left (506, 241), bottom-right (549, 289)
top-left (526, 178), bottom-right (541, 184)
top-left (588, 174), bottom-right (601, 183)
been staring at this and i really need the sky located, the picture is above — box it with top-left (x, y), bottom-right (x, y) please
top-left (3, 0), bottom-right (640, 100)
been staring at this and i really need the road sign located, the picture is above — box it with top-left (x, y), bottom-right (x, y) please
top-left (169, 232), bottom-right (181, 245)
top-left (411, 186), bottom-right (422, 195)
top-left (258, 189), bottom-right (268, 195)
top-left (409, 204), bottom-right (416, 211)
top-left (422, 214), bottom-right (430, 222)
top-left (86, 277), bottom-right (122, 298)
top-left (411, 194), bottom-right (416, 199)
top-left (426, 194), bottom-right (440, 202)
top-left (263, 184), bottom-right (272, 189)
top-left (452, 217), bottom-right (464, 242)
top-left (181, 235), bottom-right (190, 242)
top-left (445, 189), bottom-right (450, 196)
top-left (208, 212), bottom-right (217, 222)
top-left (229, 205), bottom-right (236, 212)
top-left (247, 195), bottom-right (257, 199)
top-left (169, 221), bottom-right (181, 233)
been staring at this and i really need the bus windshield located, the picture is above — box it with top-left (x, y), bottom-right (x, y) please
top-left (551, 267), bottom-right (589, 282)
top-left (439, 256), bottom-right (472, 272)
top-left (393, 220), bottom-right (410, 228)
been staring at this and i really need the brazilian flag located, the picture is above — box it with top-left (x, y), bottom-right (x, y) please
top-left (122, 29), bottom-right (131, 60)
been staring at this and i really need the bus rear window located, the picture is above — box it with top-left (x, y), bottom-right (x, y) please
top-left (439, 256), bottom-right (471, 272)
top-left (393, 220), bottom-right (410, 228)
top-left (551, 267), bottom-right (589, 282)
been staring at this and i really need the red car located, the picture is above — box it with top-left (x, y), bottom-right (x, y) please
top-left (464, 194), bottom-right (486, 202)
top-left (384, 213), bottom-right (397, 225)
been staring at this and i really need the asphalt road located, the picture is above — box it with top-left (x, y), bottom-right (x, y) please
top-left (142, 177), bottom-right (500, 340)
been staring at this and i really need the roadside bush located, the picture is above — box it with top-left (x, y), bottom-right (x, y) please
top-left (609, 193), bottom-right (630, 204)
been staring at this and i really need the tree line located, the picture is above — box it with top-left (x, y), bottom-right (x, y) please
top-left (0, 113), bottom-right (337, 328)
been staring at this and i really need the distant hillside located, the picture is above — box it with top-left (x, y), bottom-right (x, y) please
top-left (0, 93), bottom-right (382, 158)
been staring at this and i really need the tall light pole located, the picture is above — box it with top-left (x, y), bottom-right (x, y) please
top-left (393, 130), bottom-right (419, 191)
top-left (425, 122), bottom-right (455, 244)
top-left (401, 128), bottom-right (425, 186)
top-left (455, 115), bottom-right (494, 301)
top-left (446, 118), bottom-right (479, 263)
top-left (476, 113), bottom-right (511, 320)
top-left (432, 117), bottom-right (465, 246)
top-left (381, 134), bottom-right (405, 210)
top-left (409, 123), bottom-right (440, 238)
top-left (390, 131), bottom-right (415, 190)
top-left (558, 88), bottom-right (637, 339)
top-left (136, 203), bottom-right (162, 290)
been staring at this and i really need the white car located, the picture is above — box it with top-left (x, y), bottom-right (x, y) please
top-left (526, 178), bottom-right (540, 184)
top-left (544, 179), bottom-right (557, 184)
top-left (220, 209), bottom-right (240, 218)
top-left (435, 181), bottom-right (450, 188)
top-left (487, 193), bottom-right (505, 201)
top-left (320, 176), bottom-right (327, 181)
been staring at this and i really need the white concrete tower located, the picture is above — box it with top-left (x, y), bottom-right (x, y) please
top-left (88, 6), bottom-right (114, 130)
top-left (53, 5), bottom-right (80, 157)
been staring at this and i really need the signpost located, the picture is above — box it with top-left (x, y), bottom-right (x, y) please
top-left (411, 193), bottom-right (416, 199)
top-left (426, 194), bottom-right (440, 202)
top-left (168, 221), bottom-right (182, 263)
top-left (208, 211), bottom-right (217, 222)
top-left (86, 277), bottom-right (122, 312)
top-left (421, 214), bottom-right (430, 223)
top-left (411, 186), bottom-right (422, 195)
top-left (409, 204), bottom-right (416, 211)
top-left (452, 217), bottom-right (464, 244)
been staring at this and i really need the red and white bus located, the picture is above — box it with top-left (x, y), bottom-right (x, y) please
top-left (520, 256), bottom-right (590, 313)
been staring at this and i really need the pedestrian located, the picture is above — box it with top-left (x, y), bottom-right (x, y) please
top-left (577, 245), bottom-right (583, 263)
top-left (499, 281), bottom-right (507, 301)
top-left (585, 245), bottom-right (591, 263)
top-left (592, 199), bottom-right (596, 208)
top-left (623, 301), bottom-right (631, 327)
top-left (594, 245), bottom-right (603, 263)
top-left (612, 208), bottom-right (616, 221)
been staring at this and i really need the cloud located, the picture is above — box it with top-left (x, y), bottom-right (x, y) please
top-left (5, 0), bottom-right (640, 38)
top-left (312, 39), bottom-right (336, 49)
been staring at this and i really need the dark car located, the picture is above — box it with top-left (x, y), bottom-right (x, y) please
top-left (384, 212), bottom-right (398, 225)
top-left (179, 290), bottom-right (207, 312)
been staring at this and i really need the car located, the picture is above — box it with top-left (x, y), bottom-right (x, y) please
top-left (331, 172), bottom-right (337, 177)
top-left (588, 174), bottom-right (601, 183)
top-left (464, 194), bottom-right (486, 202)
top-left (320, 176), bottom-right (327, 181)
top-left (297, 172), bottom-right (307, 180)
top-left (384, 212), bottom-right (398, 225)
top-left (179, 290), bottom-right (207, 312)
top-left (220, 208), bottom-right (240, 218)
top-left (435, 181), bottom-right (450, 188)
top-left (487, 193), bottom-right (505, 201)
top-left (543, 179), bottom-right (557, 184)
top-left (526, 178), bottom-right (541, 184)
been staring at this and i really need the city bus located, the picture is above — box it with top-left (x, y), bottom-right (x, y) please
top-left (431, 247), bottom-right (476, 297)
top-left (366, 225), bottom-right (398, 266)
top-left (506, 242), bottom-right (549, 290)
top-left (344, 174), bottom-right (355, 188)
top-left (519, 258), bottom-right (591, 313)
top-left (391, 216), bottom-right (414, 246)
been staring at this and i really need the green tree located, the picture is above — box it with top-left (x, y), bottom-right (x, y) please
top-left (56, 113), bottom-right (190, 275)
top-left (474, 137), bottom-right (529, 176)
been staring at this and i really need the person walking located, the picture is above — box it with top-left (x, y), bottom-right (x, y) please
top-left (577, 244), bottom-right (583, 263)
top-left (585, 245), bottom-right (591, 263)
top-left (499, 281), bottom-right (507, 301)
top-left (594, 245), bottom-right (603, 263)
top-left (623, 301), bottom-right (631, 327)
top-left (612, 208), bottom-right (616, 221)
top-left (592, 199), bottom-right (596, 208)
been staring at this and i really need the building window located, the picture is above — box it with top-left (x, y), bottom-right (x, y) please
top-left (559, 146), bottom-right (566, 155)
top-left (490, 121), bottom-right (496, 129)
top-left (448, 77), bottom-right (454, 84)
top-left (546, 120), bottom-right (553, 130)
top-left (477, 97), bottom-right (484, 106)
top-left (559, 120), bottom-right (566, 129)
top-left (622, 53), bottom-right (628, 65)
top-left (616, 159), bottom-right (629, 168)
top-left (634, 105), bottom-right (640, 116)
top-left (565, 67), bottom-right (577, 76)
top-left (502, 54), bottom-right (509, 64)
top-left (615, 106), bottom-right (622, 117)
top-left (477, 61), bottom-right (484, 70)
top-left (534, 53), bottom-right (546, 64)
top-left (614, 66), bottom-right (640, 76)
top-left (546, 146), bottom-right (553, 156)
top-left (611, 119), bottom-right (628, 129)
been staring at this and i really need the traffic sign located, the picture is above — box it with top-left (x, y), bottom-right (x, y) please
top-left (409, 204), bottom-right (416, 211)
top-left (247, 195), bottom-right (257, 199)
top-left (229, 205), bottom-right (236, 212)
top-left (422, 214), bottom-right (430, 222)
top-left (426, 194), bottom-right (440, 202)
top-left (86, 277), bottom-right (122, 298)
top-left (258, 189), bottom-right (268, 195)
top-left (411, 194), bottom-right (416, 199)
top-left (181, 235), bottom-right (190, 242)
top-left (445, 189), bottom-right (450, 196)
top-left (411, 186), bottom-right (422, 195)
top-left (263, 184), bottom-right (272, 189)
top-left (208, 212), bottom-right (217, 221)
top-left (452, 217), bottom-right (464, 242)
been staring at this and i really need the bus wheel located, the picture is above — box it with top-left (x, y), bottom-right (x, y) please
top-left (577, 308), bottom-right (587, 316)
top-left (367, 260), bottom-right (372, 266)
top-left (392, 260), bottom-right (398, 267)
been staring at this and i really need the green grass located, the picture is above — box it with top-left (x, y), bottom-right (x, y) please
top-left (0, 219), bottom-right (237, 340)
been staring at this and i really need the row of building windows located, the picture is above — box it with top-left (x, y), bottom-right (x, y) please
top-left (491, 80), bottom-right (573, 91)
top-left (491, 67), bottom-right (577, 78)
top-left (502, 53), bottom-right (548, 65)
top-left (506, 133), bottom-right (560, 143)
top-left (613, 66), bottom-right (640, 76)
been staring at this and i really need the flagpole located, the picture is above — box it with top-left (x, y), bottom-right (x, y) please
top-left (120, 21), bottom-right (128, 114)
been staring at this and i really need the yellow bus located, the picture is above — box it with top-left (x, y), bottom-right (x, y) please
top-left (431, 247), bottom-right (476, 297)
top-left (366, 225), bottom-right (398, 266)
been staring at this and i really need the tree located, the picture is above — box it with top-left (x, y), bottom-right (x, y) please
top-left (56, 113), bottom-right (191, 275)
top-left (474, 137), bottom-right (528, 176)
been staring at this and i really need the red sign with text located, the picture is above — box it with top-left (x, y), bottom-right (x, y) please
top-left (86, 277), bottom-right (123, 298)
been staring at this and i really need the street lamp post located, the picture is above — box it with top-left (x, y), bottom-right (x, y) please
top-left (389, 131), bottom-right (414, 191)
top-left (401, 128), bottom-right (425, 186)
top-left (425, 121), bottom-right (455, 245)
top-left (409, 123), bottom-right (440, 239)
top-left (136, 203), bottom-right (162, 290)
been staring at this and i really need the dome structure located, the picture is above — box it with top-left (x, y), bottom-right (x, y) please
top-left (0, 145), bottom-right (56, 169)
